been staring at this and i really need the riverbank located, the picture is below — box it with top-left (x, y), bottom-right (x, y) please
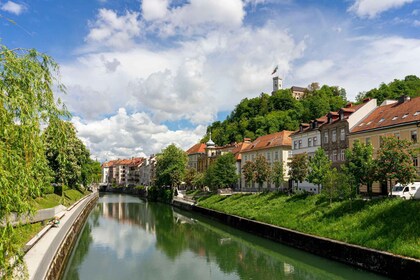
top-left (24, 191), bottom-right (98, 280)
top-left (172, 192), bottom-right (420, 279)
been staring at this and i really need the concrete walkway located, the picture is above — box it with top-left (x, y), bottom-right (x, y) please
top-left (24, 192), bottom-right (97, 280)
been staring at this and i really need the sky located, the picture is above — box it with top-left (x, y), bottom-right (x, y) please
top-left (1, 0), bottom-right (420, 162)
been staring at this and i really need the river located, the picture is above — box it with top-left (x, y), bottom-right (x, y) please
top-left (62, 193), bottom-right (387, 280)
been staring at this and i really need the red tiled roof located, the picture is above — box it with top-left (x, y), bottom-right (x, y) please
top-left (242, 131), bottom-right (293, 153)
top-left (231, 141), bottom-right (252, 160)
top-left (186, 143), bottom-right (206, 155)
top-left (351, 97), bottom-right (420, 133)
top-left (102, 157), bottom-right (144, 167)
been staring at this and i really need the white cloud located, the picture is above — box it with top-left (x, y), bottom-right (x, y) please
top-left (146, 0), bottom-right (245, 36)
top-left (141, 0), bottom-right (168, 21)
top-left (348, 0), bottom-right (413, 18)
top-left (72, 108), bottom-right (206, 161)
top-left (414, 20), bottom-right (420, 26)
top-left (295, 60), bottom-right (334, 80)
top-left (1, 1), bottom-right (25, 15)
top-left (85, 9), bottom-right (142, 49)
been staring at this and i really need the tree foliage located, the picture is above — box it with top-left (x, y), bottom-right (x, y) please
top-left (375, 136), bottom-right (417, 192)
top-left (253, 154), bottom-right (271, 191)
top-left (44, 119), bottom-right (92, 189)
top-left (271, 160), bottom-right (285, 189)
top-left (204, 85), bottom-right (347, 146)
top-left (242, 160), bottom-right (255, 188)
top-left (288, 153), bottom-right (309, 191)
top-left (155, 144), bottom-right (188, 188)
top-left (0, 46), bottom-right (68, 276)
top-left (344, 140), bottom-right (376, 198)
top-left (205, 153), bottom-right (238, 190)
top-left (307, 148), bottom-right (331, 194)
top-left (356, 75), bottom-right (420, 104)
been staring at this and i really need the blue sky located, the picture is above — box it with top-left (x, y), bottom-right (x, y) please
top-left (1, 0), bottom-right (420, 161)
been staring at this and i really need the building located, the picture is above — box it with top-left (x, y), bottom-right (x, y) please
top-left (350, 96), bottom-right (420, 194)
top-left (102, 157), bottom-right (144, 186)
top-left (290, 116), bottom-right (328, 193)
top-left (186, 143), bottom-right (206, 172)
top-left (272, 76), bottom-right (306, 100)
top-left (319, 98), bottom-right (377, 169)
top-left (138, 155), bottom-right (157, 187)
top-left (240, 131), bottom-right (293, 191)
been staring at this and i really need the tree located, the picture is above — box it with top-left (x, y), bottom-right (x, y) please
top-left (376, 136), bottom-right (417, 195)
top-left (43, 119), bottom-right (90, 189)
top-left (307, 148), bottom-right (332, 194)
top-left (204, 153), bottom-right (238, 190)
top-left (0, 46), bottom-right (68, 276)
top-left (242, 160), bottom-right (255, 188)
top-left (288, 153), bottom-right (309, 192)
top-left (155, 144), bottom-right (188, 188)
top-left (322, 168), bottom-right (340, 205)
top-left (184, 168), bottom-right (198, 189)
top-left (344, 140), bottom-right (376, 198)
top-left (271, 160), bottom-right (285, 190)
top-left (253, 154), bottom-right (271, 191)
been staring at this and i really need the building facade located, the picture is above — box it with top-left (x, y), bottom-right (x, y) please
top-left (240, 131), bottom-right (293, 191)
top-left (350, 96), bottom-right (420, 194)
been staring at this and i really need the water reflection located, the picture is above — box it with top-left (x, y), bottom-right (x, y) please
top-left (63, 194), bottom-right (386, 280)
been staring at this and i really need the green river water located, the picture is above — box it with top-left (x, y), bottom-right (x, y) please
top-left (62, 193), bottom-right (387, 280)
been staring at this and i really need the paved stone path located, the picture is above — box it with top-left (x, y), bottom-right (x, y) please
top-left (24, 192), bottom-right (97, 280)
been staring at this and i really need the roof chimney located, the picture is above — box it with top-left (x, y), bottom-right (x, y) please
top-left (398, 95), bottom-right (411, 104)
top-left (345, 103), bottom-right (353, 108)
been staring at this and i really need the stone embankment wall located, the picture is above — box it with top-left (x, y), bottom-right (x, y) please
top-left (45, 193), bottom-right (99, 280)
top-left (174, 200), bottom-right (420, 279)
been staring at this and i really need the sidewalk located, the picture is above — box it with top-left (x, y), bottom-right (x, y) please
top-left (24, 192), bottom-right (97, 280)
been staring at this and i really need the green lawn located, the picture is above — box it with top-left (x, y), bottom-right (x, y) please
top-left (31, 189), bottom-right (89, 210)
top-left (197, 192), bottom-right (420, 259)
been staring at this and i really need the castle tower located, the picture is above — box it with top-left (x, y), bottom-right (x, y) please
top-left (273, 76), bottom-right (283, 92)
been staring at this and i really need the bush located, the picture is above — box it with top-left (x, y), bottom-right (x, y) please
top-left (43, 185), bottom-right (55, 195)
top-left (147, 186), bottom-right (173, 203)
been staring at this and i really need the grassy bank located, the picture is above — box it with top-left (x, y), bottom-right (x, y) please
top-left (197, 192), bottom-right (420, 259)
top-left (14, 189), bottom-right (89, 250)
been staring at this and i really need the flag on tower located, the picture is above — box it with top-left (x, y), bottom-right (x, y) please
top-left (271, 65), bottom-right (278, 75)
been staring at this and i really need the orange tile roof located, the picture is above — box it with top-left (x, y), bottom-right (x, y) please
top-left (242, 131), bottom-right (293, 153)
top-left (186, 143), bottom-right (206, 155)
top-left (351, 96), bottom-right (420, 133)
top-left (231, 141), bottom-right (252, 160)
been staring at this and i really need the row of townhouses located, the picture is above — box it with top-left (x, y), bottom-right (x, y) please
top-left (100, 75), bottom-right (419, 194)
top-left (186, 95), bottom-right (420, 195)
top-left (101, 156), bottom-right (157, 187)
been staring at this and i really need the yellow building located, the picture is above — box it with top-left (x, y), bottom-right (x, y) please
top-left (350, 96), bottom-right (420, 194)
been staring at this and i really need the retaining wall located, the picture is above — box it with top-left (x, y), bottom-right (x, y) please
top-left (174, 201), bottom-right (420, 279)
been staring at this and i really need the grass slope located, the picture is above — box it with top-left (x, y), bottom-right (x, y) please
top-left (197, 192), bottom-right (420, 259)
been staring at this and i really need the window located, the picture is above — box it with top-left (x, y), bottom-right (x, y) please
top-left (392, 116), bottom-right (398, 121)
top-left (308, 137), bottom-right (312, 147)
top-left (324, 132), bottom-right (329, 144)
top-left (288, 151), bottom-right (292, 158)
top-left (402, 113), bottom-right (409, 119)
top-left (333, 150), bottom-right (337, 162)
top-left (340, 128), bottom-right (345, 141)
top-left (415, 111), bottom-right (420, 116)
top-left (294, 141), bottom-right (298, 150)
top-left (413, 156), bottom-right (418, 167)
top-left (332, 130), bottom-right (337, 142)
top-left (365, 137), bottom-right (371, 145)
top-left (366, 121), bottom-right (372, 125)
top-left (244, 155), bottom-right (248, 161)
top-left (411, 130), bottom-right (417, 143)
top-left (267, 152), bottom-right (271, 161)
top-left (379, 118), bottom-right (385, 123)
top-left (275, 151), bottom-right (279, 160)
top-left (340, 150), bottom-right (345, 161)
top-left (394, 132), bottom-right (400, 139)
top-left (298, 140), bottom-right (302, 149)
top-left (313, 137), bottom-right (317, 146)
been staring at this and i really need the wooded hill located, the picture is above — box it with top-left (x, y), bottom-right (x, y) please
top-left (204, 75), bottom-right (420, 146)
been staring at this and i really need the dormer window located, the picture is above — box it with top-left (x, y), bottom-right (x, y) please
top-left (402, 113), bottom-right (409, 119)
top-left (414, 111), bottom-right (420, 116)
top-left (379, 118), bottom-right (385, 123)
top-left (359, 123), bottom-right (364, 127)
top-left (366, 121), bottom-right (372, 125)
top-left (392, 116), bottom-right (398, 121)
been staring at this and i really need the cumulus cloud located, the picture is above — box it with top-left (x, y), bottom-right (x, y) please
top-left (85, 9), bottom-right (142, 49)
top-left (146, 0), bottom-right (245, 36)
top-left (348, 0), bottom-right (413, 18)
top-left (141, 0), bottom-right (168, 21)
top-left (1, 1), bottom-right (25, 15)
top-left (72, 108), bottom-right (206, 161)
